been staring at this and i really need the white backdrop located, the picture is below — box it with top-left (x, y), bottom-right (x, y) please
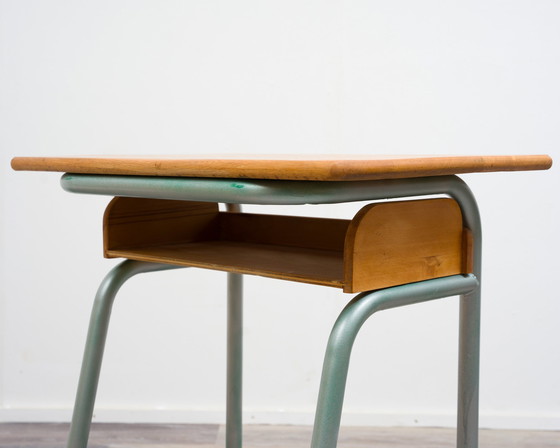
top-left (1, 0), bottom-right (559, 430)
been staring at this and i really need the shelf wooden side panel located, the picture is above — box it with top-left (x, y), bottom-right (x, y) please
top-left (106, 241), bottom-right (344, 288)
top-left (103, 197), bottom-right (220, 256)
top-left (343, 198), bottom-right (465, 293)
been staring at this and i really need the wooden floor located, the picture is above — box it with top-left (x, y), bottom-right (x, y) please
top-left (0, 423), bottom-right (558, 448)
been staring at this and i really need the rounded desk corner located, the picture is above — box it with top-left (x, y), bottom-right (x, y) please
top-left (10, 157), bottom-right (25, 171)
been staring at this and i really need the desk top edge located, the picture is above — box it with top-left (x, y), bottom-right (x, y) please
top-left (11, 154), bottom-right (552, 181)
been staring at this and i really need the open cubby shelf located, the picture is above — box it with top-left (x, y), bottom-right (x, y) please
top-left (103, 197), bottom-right (471, 293)
top-left (109, 241), bottom-right (344, 288)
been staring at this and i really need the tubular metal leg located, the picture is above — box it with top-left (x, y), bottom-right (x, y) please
top-left (226, 272), bottom-right (243, 448)
top-left (310, 274), bottom-right (479, 448)
top-left (66, 260), bottom-right (183, 448)
top-left (448, 180), bottom-right (482, 448)
top-left (225, 203), bottom-right (243, 448)
top-left (457, 287), bottom-right (481, 448)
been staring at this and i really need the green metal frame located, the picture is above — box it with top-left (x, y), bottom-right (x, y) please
top-left (310, 274), bottom-right (479, 448)
top-left (225, 204), bottom-right (243, 448)
top-left (66, 261), bottom-right (184, 448)
top-left (61, 174), bottom-right (482, 448)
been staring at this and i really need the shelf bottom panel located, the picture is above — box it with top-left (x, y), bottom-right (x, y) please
top-left (106, 240), bottom-right (344, 288)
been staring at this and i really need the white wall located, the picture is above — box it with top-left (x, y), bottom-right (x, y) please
top-left (1, 0), bottom-right (559, 430)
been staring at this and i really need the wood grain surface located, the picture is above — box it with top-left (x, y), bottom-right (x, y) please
top-left (103, 197), bottom-right (468, 292)
top-left (103, 197), bottom-right (347, 288)
top-left (11, 154), bottom-right (552, 181)
top-left (343, 198), bottom-right (465, 293)
top-left (108, 241), bottom-right (345, 288)
top-left (103, 198), bottom-right (220, 254)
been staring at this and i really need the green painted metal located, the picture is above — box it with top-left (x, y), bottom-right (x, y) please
top-left (61, 174), bottom-right (482, 448)
top-left (310, 274), bottom-right (479, 448)
top-left (226, 272), bottom-right (243, 448)
top-left (226, 204), bottom-right (243, 448)
top-left (66, 260), bottom-right (184, 448)
top-left (446, 178), bottom-right (482, 448)
top-left (61, 173), bottom-right (467, 205)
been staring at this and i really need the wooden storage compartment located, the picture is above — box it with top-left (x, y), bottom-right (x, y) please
top-left (103, 197), bottom-right (471, 293)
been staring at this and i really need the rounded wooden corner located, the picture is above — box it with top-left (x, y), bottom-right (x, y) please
top-left (343, 202), bottom-right (382, 292)
top-left (343, 198), bottom-right (464, 293)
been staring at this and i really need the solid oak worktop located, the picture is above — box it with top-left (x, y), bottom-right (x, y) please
top-left (11, 154), bottom-right (552, 181)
